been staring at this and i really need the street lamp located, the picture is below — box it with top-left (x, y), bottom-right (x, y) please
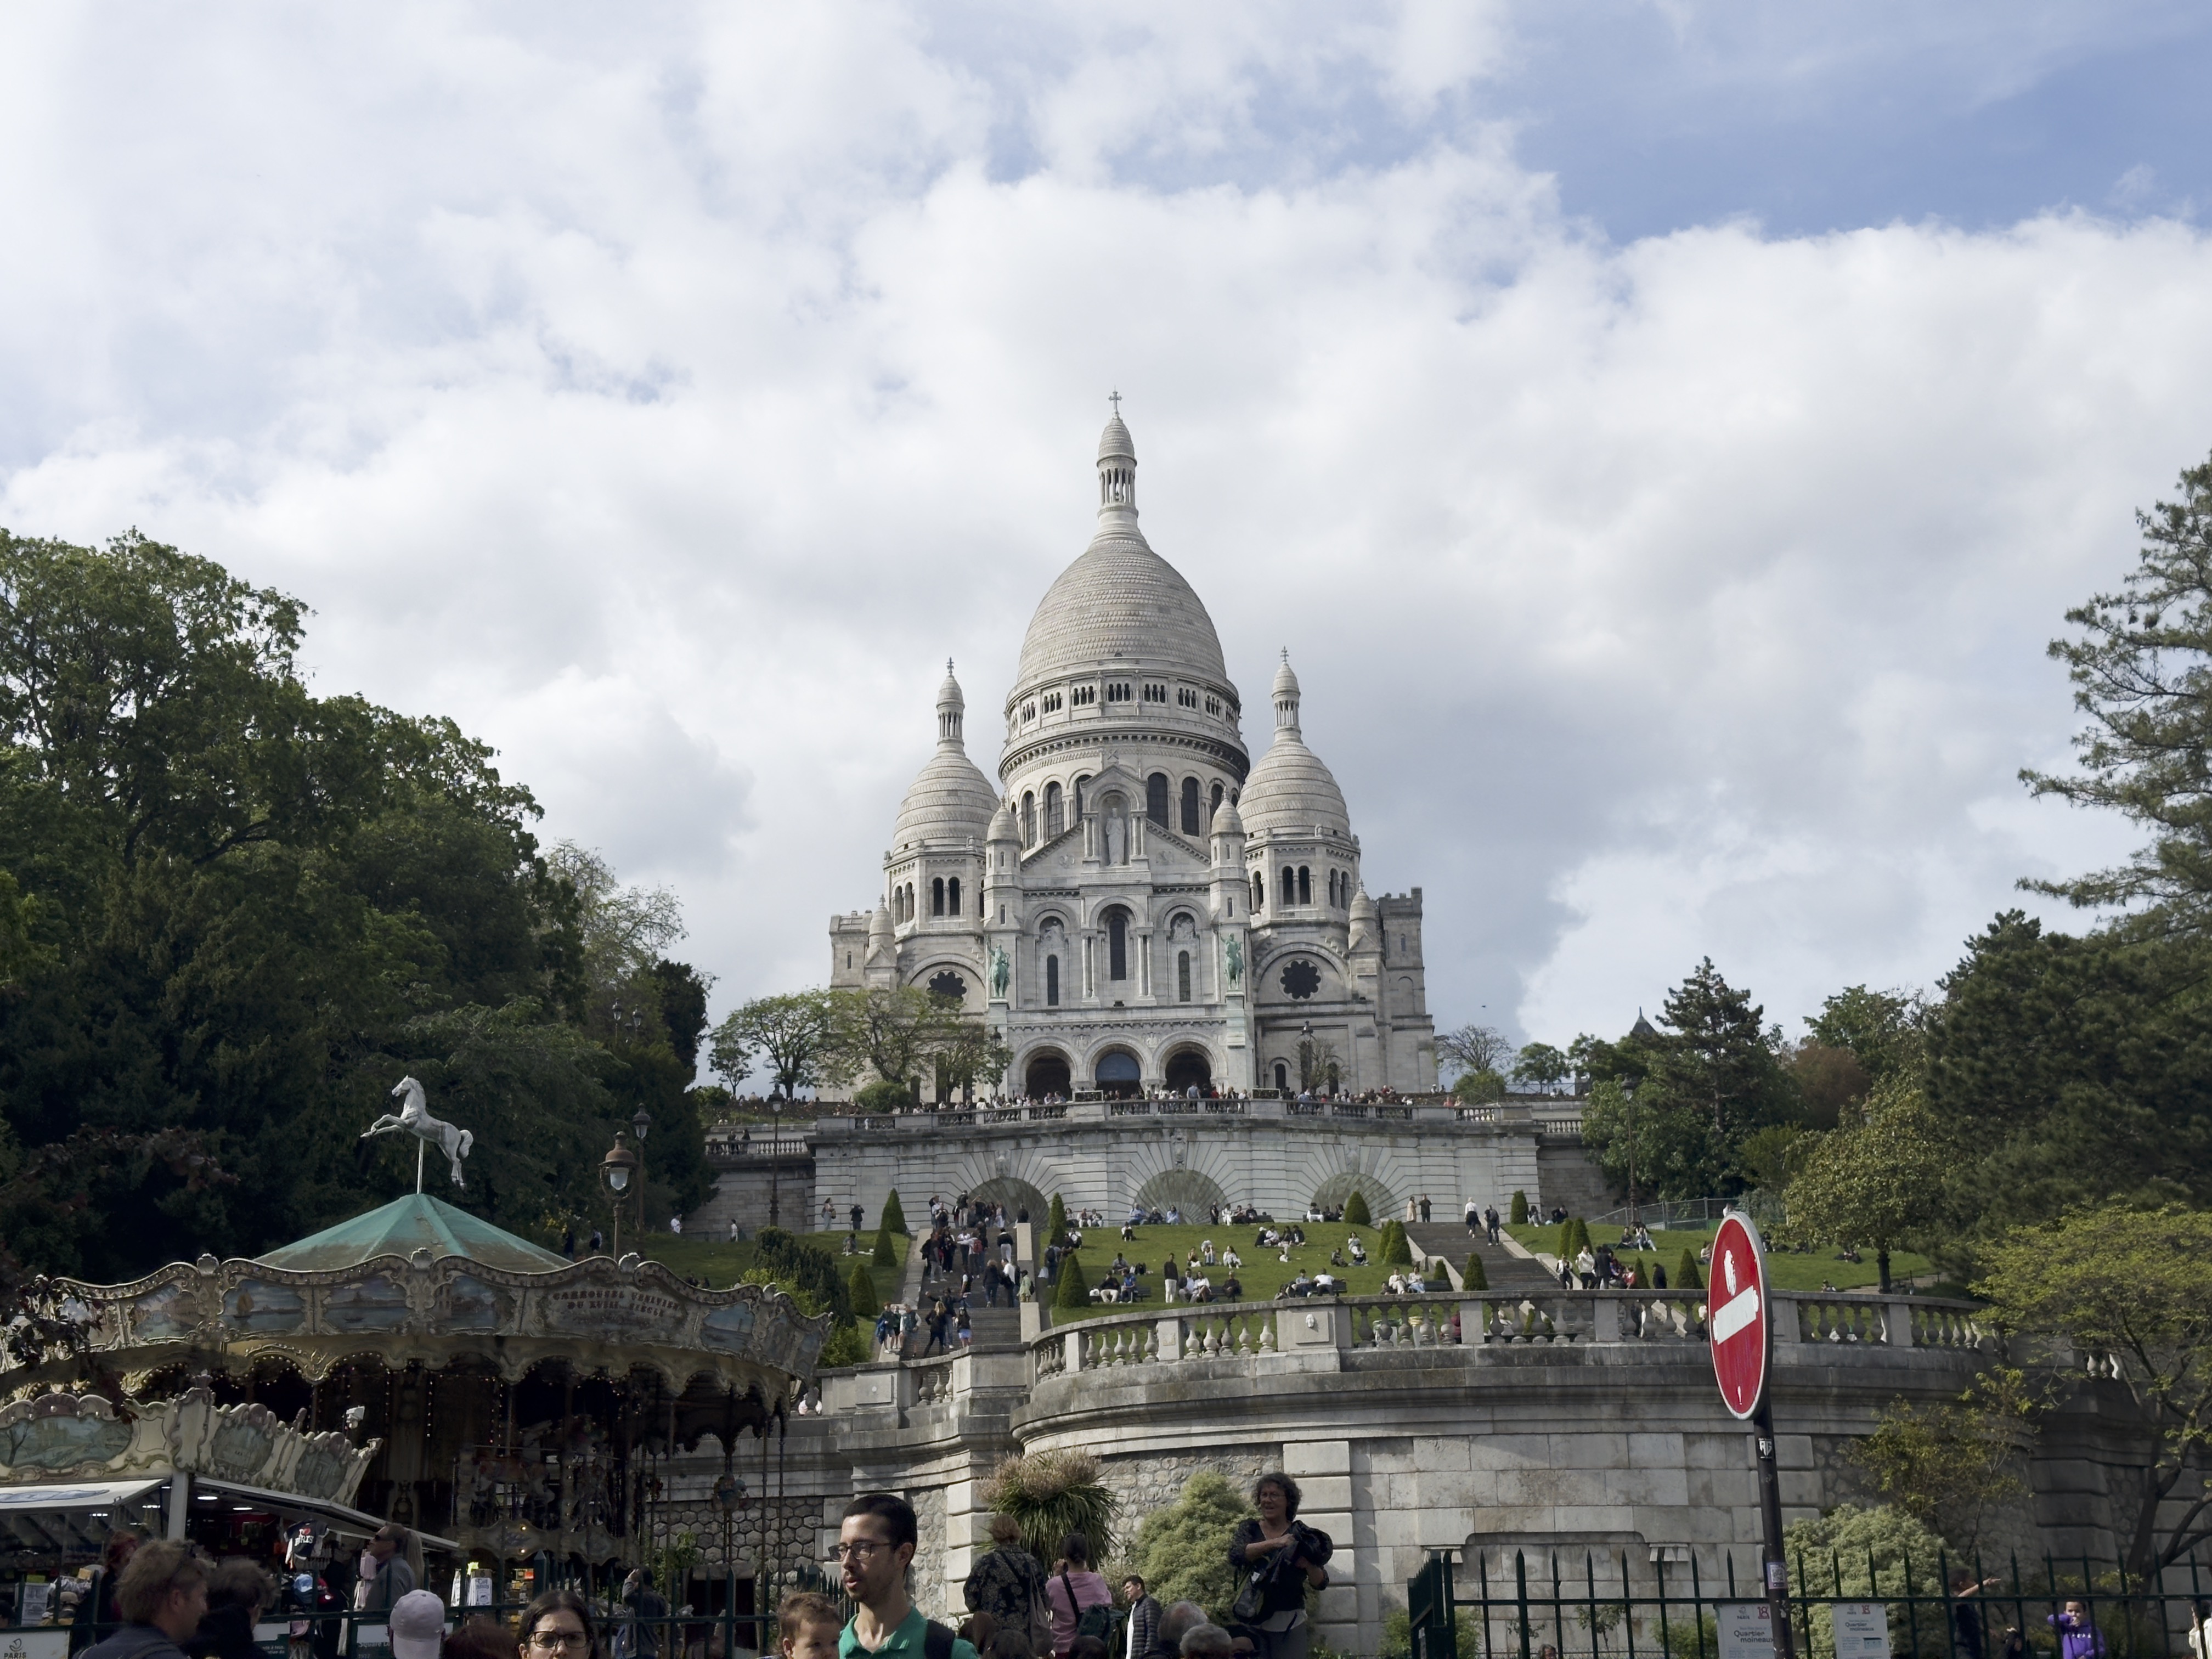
top-left (767, 1099), bottom-right (783, 1229)
top-left (601, 1133), bottom-right (639, 1257)
top-left (631, 1108), bottom-right (652, 1235)
top-left (1624, 1081), bottom-right (1640, 1235)
top-left (712, 1471), bottom-right (748, 1642)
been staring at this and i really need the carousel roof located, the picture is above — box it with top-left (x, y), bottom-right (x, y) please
top-left (257, 1193), bottom-right (568, 1274)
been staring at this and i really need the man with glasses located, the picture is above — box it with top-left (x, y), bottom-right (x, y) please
top-left (836, 1494), bottom-right (977, 1659)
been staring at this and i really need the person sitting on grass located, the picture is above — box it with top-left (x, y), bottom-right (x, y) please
top-left (1346, 1235), bottom-right (1367, 1266)
top-left (1220, 1272), bottom-right (1243, 1300)
top-left (1222, 1246), bottom-right (1242, 1269)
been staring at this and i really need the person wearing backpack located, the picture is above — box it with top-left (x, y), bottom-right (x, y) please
top-left (964, 1516), bottom-right (1051, 1656)
top-left (1044, 1536), bottom-right (1112, 1658)
top-left (838, 1493), bottom-right (980, 1659)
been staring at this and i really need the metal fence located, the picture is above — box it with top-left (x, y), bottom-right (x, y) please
top-left (1409, 1548), bottom-right (2212, 1659)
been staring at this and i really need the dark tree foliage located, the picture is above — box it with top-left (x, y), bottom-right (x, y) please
top-left (1925, 911), bottom-right (2212, 1234)
top-left (2024, 450), bottom-right (2212, 933)
top-left (0, 527), bottom-right (709, 1277)
top-left (750, 1226), bottom-right (853, 1324)
top-left (648, 959), bottom-right (712, 1075)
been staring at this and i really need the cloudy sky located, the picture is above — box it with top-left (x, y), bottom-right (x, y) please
top-left (6, 3), bottom-right (2212, 1053)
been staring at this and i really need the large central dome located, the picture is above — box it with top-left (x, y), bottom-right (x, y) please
top-left (1010, 414), bottom-right (1231, 695)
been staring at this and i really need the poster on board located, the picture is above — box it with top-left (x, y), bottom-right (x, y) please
top-left (1720, 1603), bottom-right (1775, 1659)
top-left (1831, 1604), bottom-right (1891, 1659)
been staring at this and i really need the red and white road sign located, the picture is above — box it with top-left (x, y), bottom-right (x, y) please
top-left (1709, 1211), bottom-right (1770, 1419)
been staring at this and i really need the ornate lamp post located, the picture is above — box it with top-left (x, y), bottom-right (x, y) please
top-left (601, 1133), bottom-right (639, 1257)
top-left (767, 1098), bottom-right (783, 1229)
top-left (631, 1107), bottom-right (653, 1233)
top-left (712, 1471), bottom-right (747, 1643)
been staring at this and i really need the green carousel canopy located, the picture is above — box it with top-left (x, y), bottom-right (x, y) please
top-left (257, 1194), bottom-right (570, 1274)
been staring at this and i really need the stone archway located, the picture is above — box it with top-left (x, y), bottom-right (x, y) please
top-left (1024, 1049), bottom-right (1072, 1099)
top-left (1163, 1047), bottom-right (1213, 1096)
top-left (1093, 1048), bottom-right (1143, 1099)
top-left (1132, 1169), bottom-right (1229, 1221)
top-left (1311, 1169), bottom-right (1396, 1221)
top-left (967, 1177), bottom-right (1050, 1226)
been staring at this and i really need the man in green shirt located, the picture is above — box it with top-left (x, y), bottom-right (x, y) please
top-left (836, 1493), bottom-right (979, 1659)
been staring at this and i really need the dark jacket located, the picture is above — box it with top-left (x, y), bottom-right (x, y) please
top-left (189, 1604), bottom-right (261, 1659)
top-left (1226, 1519), bottom-right (1326, 1621)
top-left (84, 1625), bottom-right (193, 1659)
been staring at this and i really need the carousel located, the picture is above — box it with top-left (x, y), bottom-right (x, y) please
top-left (0, 1091), bottom-right (828, 1622)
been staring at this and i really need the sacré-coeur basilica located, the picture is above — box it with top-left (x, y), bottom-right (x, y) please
top-left (830, 409), bottom-right (1437, 1101)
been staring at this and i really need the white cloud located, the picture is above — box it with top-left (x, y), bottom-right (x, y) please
top-left (0, 4), bottom-right (2202, 1052)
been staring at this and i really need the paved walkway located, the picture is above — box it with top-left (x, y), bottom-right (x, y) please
top-left (1405, 1221), bottom-right (1560, 1294)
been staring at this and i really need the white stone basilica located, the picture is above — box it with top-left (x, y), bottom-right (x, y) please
top-left (830, 411), bottom-right (1437, 1101)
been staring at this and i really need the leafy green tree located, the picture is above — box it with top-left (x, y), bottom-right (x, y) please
top-left (1437, 1024), bottom-right (1513, 1083)
top-left (1926, 913), bottom-right (2212, 1232)
top-left (1785, 1044), bottom-right (1871, 1130)
top-left (853, 1079), bottom-right (911, 1113)
top-left (1847, 1372), bottom-right (2033, 1554)
top-left (828, 986), bottom-right (966, 1095)
top-left (1804, 986), bottom-right (1926, 1086)
top-left (1296, 1031), bottom-right (1342, 1093)
top-left (1736, 1124), bottom-right (1805, 1198)
top-left (2021, 449), bottom-right (2212, 929)
top-left (934, 1019), bottom-right (1014, 1103)
top-left (1122, 1469), bottom-right (1255, 1621)
top-left (712, 990), bottom-right (835, 1099)
top-left (881, 1188), bottom-right (908, 1235)
top-left (1451, 1068), bottom-right (1506, 1104)
top-left (1513, 1042), bottom-right (1570, 1092)
top-left (1780, 1506), bottom-right (1955, 1659)
top-left (1976, 1208), bottom-right (2212, 1575)
top-left (1785, 1077), bottom-right (1949, 1290)
top-left (1342, 1189), bottom-right (1372, 1227)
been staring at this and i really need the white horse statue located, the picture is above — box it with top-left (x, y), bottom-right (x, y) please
top-left (361, 1076), bottom-right (475, 1189)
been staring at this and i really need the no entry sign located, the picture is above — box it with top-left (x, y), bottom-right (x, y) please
top-left (1709, 1211), bottom-right (1770, 1419)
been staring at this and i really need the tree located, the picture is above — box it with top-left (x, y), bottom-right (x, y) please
top-left (1378, 1220), bottom-right (1413, 1265)
top-left (1437, 1024), bottom-right (1513, 1081)
top-left (980, 1451), bottom-right (1119, 1573)
top-left (846, 1261), bottom-right (881, 1318)
top-left (712, 990), bottom-right (835, 1099)
top-left (1926, 912), bottom-right (2212, 1233)
top-left (2021, 449), bottom-right (2212, 930)
top-left (872, 1222), bottom-right (900, 1271)
top-left (881, 1189), bottom-right (909, 1235)
top-left (1296, 1032), bottom-right (1341, 1093)
top-left (1046, 1194), bottom-right (1068, 1249)
top-left (1510, 1191), bottom-right (1528, 1224)
top-left (1779, 1506), bottom-right (1954, 1659)
top-left (1786, 1043), bottom-right (1871, 1130)
top-left (1847, 1373), bottom-right (2033, 1555)
top-left (1122, 1470), bottom-right (1256, 1622)
top-left (933, 1019), bottom-right (1013, 1103)
top-left (1804, 986), bottom-right (1926, 1086)
top-left (1675, 1249), bottom-right (1702, 1291)
top-left (1785, 1077), bottom-right (1949, 1290)
top-left (1054, 1250), bottom-right (1090, 1308)
top-left (1975, 1207), bottom-right (2212, 1576)
top-left (1462, 1251), bottom-right (1488, 1291)
top-left (1513, 1042), bottom-right (1570, 1093)
top-left (1342, 1189), bottom-right (1372, 1227)
top-left (1451, 1068), bottom-right (1506, 1104)
top-left (827, 986), bottom-right (966, 1095)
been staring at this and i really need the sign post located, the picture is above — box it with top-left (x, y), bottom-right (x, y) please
top-left (1710, 1210), bottom-right (1795, 1659)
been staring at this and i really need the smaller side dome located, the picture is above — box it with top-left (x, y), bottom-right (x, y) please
top-left (1272, 649), bottom-right (1300, 702)
top-left (867, 902), bottom-right (895, 959)
top-left (893, 661), bottom-right (998, 848)
top-left (1211, 795), bottom-right (1245, 839)
top-left (1099, 410), bottom-right (1135, 463)
top-left (1240, 650), bottom-right (1352, 840)
top-left (988, 799), bottom-right (1018, 843)
top-left (1348, 883), bottom-right (1379, 952)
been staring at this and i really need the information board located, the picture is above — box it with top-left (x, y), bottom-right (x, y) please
top-left (1831, 1604), bottom-right (1891, 1659)
top-left (1720, 1602), bottom-right (1776, 1659)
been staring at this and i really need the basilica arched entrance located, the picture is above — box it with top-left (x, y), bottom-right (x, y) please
top-left (1164, 1047), bottom-right (1212, 1096)
top-left (1093, 1048), bottom-right (1143, 1099)
top-left (1025, 1049), bottom-right (1072, 1099)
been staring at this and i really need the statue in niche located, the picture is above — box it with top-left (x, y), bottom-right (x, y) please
top-left (988, 945), bottom-right (1011, 1000)
top-left (1224, 936), bottom-right (1244, 986)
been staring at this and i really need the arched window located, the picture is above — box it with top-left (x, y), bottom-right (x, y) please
top-left (1252, 872), bottom-right (1265, 911)
top-left (1074, 775), bottom-right (1090, 816)
top-left (1209, 782), bottom-right (1223, 827)
top-left (1327, 870), bottom-right (1336, 906)
top-left (1274, 1061), bottom-right (1289, 1091)
top-left (1177, 951), bottom-right (1192, 1003)
top-left (947, 876), bottom-right (961, 915)
top-left (1046, 955), bottom-right (1059, 1006)
top-left (1281, 867), bottom-right (1295, 906)
top-left (931, 878), bottom-right (945, 917)
top-left (1107, 909), bottom-right (1128, 980)
top-left (1298, 866), bottom-right (1312, 905)
top-left (1045, 782), bottom-right (1064, 839)
top-left (1181, 777), bottom-right (1201, 834)
top-left (1147, 772), bottom-right (1170, 827)
top-left (1022, 792), bottom-right (1036, 847)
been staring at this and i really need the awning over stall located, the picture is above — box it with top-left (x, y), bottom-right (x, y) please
top-left (188, 1476), bottom-right (458, 1551)
top-left (0, 1479), bottom-right (164, 1554)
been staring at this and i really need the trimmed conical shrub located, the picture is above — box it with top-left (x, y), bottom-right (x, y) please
top-left (848, 1261), bottom-right (879, 1316)
top-left (1676, 1249), bottom-right (1702, 1291)
top-left (1510, 1190), bottom-right (1528, 1226)
top-left (1046, 1193), bottom-right (1068, 1248)
top-left (1463, 1251), bottom-right (1488, 1291)
top-left (1343, 1189), bottom-right (1373, 1227)
top-left (1380, 1220), bottom-right (1414, 1265)
top-left (1053, 1251), bottom-right (1090, 1308)
top-left (881, 1188), bottom-right (909, 1236)
top-left (873, 1221), bottom-right (899, 1270)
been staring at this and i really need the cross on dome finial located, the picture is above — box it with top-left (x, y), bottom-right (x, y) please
top-left (1109, 390), bottom-right (1121, 415)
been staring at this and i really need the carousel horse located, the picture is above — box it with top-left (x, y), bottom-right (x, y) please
top-left (361, 1075), bottom-right (475, 1187)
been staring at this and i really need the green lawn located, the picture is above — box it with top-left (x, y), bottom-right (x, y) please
top-left (1049, 1222), bottom-right (1452, 1321)
top-left (629, 1228), bottom-right (899, 1289)
top-left (1502, 1223), bottom-right (1934, 1294)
